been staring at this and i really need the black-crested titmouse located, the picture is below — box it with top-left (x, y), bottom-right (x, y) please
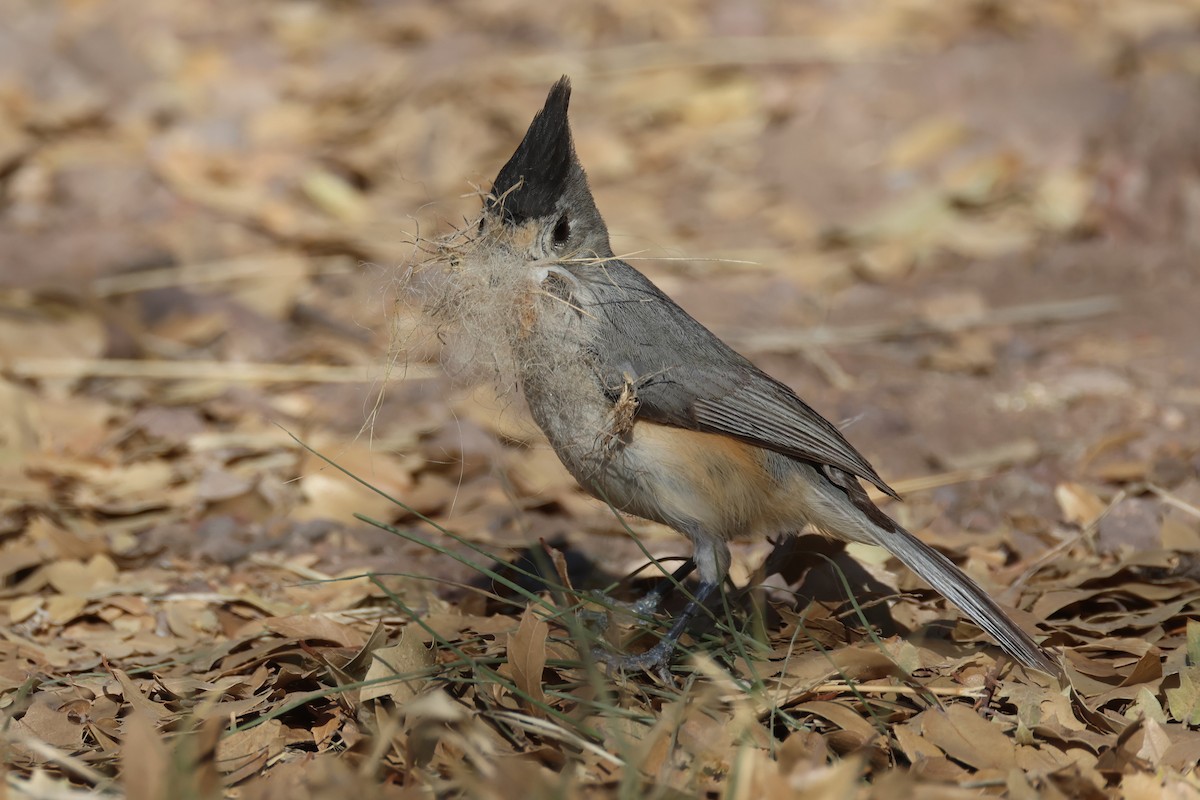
top-left (455, 77), bottom-right (1056, 675)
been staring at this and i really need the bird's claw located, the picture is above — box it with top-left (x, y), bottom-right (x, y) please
top-left (590, 642), bottom-right (676, 684)
top-left (582, 591), bottom-right (663, 629)
top-left (577, 606), bottom-right (610, 634)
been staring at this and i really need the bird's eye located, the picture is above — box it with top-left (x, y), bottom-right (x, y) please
top-left (552, 214), bottom-right (570, 247)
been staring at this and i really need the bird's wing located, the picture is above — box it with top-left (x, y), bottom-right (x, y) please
top-left (588, 266), bottom-right (898, 498)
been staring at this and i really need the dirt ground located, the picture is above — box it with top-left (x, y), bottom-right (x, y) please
top-left (2, 1), bottom-right (1199, 798)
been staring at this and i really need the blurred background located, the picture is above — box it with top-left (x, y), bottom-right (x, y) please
top-left (2, 0), bottom-right (1196, 573)
top-left (2, 0), bottom-right (1200, 793)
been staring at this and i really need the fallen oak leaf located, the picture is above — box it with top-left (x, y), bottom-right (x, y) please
top-left (1055, 481), bottom-right (1107, 529)
top-left (262, 614), bottom-right (366, 649)
top-left (216, 719), bottom-right (285, 782)
top-left (503, 607), bottom-right (548, 713)
top-left (110, 668), bottom-right (168, 722)
top-left (1165, 665), bottom-right (1200, 727)
top-left (362, 625), bottom-right (435, 705)
top-left (917, 704), bottom-right (1018, 772)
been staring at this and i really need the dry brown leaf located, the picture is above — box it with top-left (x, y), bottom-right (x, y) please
top-left (0, 301), bottom-right (107, 363)
top-left (793, 700), bottom-right (880, 750)
top-left (262, 615), bottom-right (366, 649)
top-left (43, 554), bottom-right (118, 594)
top-left (362, 626), bottom-right (435, 704)
top-left (301, 170), bottom-right (371, 226)
top-left (941, 151), bottom-right (1023, 205)
top-left (227, 254), bottom-right (310, 321)
top-left (851, 241), bottom-right (916, 282)
top-left (1055, 482), bottom-right (1108, 528)
top-left (504, 607), bottom-right (549, 712)
top-left (111, 669), bottom-right (169, 722)
top-left (919, 705), bottom-right (1019, 771)
top-left (891, 719), bottom-right (943, 764)
top-left (44, 594), bottom-right (87, 625)
top-left (1165, 666), bottom-right (1200, 726)
top-left (1034, 169), bottom-right (1093, 232)
top-left (216, 719), bottom-right (286, 777)
top-left (886, 116), bottom-right (968, 171)
top-left (11, 695), bottom-right (85, 751)
top-left (121, 712), bottom-right (169, 800)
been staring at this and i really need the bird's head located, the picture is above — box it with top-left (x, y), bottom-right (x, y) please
top-left (480, 76), bottom-right (612, 267)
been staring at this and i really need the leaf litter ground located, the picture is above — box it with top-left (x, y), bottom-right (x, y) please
top-left (2, 0), bottom-right (1200, 797)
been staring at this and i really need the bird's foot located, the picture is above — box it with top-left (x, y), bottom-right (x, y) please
top-left (577, 605), bottom-right (610, 634)
top-left (590, 641), bottom-right (677, 684)
top-left (580, 590), bottom-right (664, 634)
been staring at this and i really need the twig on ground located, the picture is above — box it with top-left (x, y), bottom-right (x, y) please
top-left (734, 295), bottom-right (1118, 352)
top-left (6, 358), bottom-right (439, 384)
top-left (2, 732), bottom-right (114, 790)
top-left (90, 255), bottom-right (353, 296)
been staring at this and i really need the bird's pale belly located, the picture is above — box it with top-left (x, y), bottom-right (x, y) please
top-left (552, 411), bottom-right (808, 542)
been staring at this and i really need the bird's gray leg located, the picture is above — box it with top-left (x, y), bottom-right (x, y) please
top-left (580, 558), bottom-right (695, 638)
top-left (625, 558), bottom-right (697, 615)
top-left (591, 537), bottom-right (729, 679)
top-left (591, 580), bottom-right (719, 678)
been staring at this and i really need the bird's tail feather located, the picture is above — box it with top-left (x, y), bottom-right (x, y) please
top-left (877, 524), bottom-right (1058, 674)
top-left (816, 465), bottom-right (1058, 674)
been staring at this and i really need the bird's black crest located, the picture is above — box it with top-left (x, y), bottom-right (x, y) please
top-left (489, 76), bottom-right (575, 224)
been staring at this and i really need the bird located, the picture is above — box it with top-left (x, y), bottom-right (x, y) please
top-left (445, 75), bottom-right (1057, 676)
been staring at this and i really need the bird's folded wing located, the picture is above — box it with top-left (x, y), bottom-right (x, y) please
top-left (634, 373), bottom-right (898, 499)
top-left (588, 264), bottom-right (897, 498)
